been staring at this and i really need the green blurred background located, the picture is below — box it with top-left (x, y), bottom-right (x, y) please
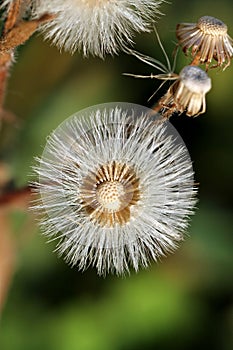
top-left (0, 0), bottom-right (232, 349)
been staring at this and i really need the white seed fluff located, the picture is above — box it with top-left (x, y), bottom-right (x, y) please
top-left (33, 0), bottom-right (164, 57)
top-left (32, 103), bottom-right (196, 276)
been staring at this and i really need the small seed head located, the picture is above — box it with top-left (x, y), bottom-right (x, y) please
top-left (180, 66), bottom-right (211, 94)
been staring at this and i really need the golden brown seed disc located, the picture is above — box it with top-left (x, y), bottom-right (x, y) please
top-left (80, 161), bottom-right (140, 227)
top-left (96, 181), bottom-right (125, 211)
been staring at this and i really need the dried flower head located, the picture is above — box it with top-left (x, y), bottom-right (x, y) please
top-left (158, 66), bottom-right (212, 118)
top-left (176, 16), bottom-right (233, 70)
top-left (125, 31), bottom-right (211, 118)
top-left (32, 103), bottom-right (196, 276)
top-left (33, 0), bottom-right (164, 57)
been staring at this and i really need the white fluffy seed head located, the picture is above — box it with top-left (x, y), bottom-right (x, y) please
top-left (179, 66), bottom-right (211, 94)
top-left (32, 102), bottom-right (197, 276)
top-left (33, 0), bottom-right (164, 57)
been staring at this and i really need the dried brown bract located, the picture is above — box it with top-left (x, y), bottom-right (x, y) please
top-left (176, 16), bottom-right (233, 70)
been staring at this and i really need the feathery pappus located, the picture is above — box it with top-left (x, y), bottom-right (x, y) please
top-left (32, 103), bottom-right (197, 276)
top-left (32, 0), bottom-right (164, 57)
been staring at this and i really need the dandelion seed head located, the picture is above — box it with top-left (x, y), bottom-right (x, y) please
top-left (32, 103), bottom-right (197, 275)
top-left (33, 0), bottom-right (164, 57)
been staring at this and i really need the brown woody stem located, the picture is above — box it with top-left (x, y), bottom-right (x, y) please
top-left (0, 51), bottom-right (14, 119)
top-left (0, 212), bottom-right (16, 314)
top-left (3, 0), bottom-right (22, 35)
top-left (0, 185), bottom-right (32, 207)
top-left (0, 14), bottom-right (55, 52)
top-left (190, 51), bottom-right (202, 66)
top-left (0, 11), bottom-right (54, 123)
